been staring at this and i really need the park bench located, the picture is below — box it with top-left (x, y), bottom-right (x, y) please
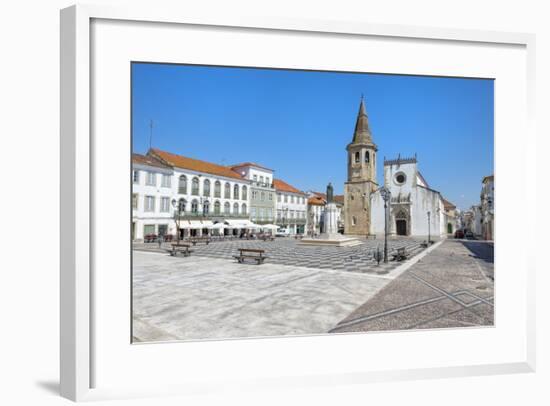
top-left (169, 243), bottom-right (193, 257)
top-left (189, 237), bottom-right (211, 246)
top-left (233, 248), bottom-right (268, 265)
top-left (391, 247), bottom-right (408, 262)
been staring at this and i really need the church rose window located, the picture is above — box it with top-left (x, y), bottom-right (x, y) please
top-left (395, 172), bottom-right (406, 185)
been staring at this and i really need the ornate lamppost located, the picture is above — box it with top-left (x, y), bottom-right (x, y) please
top-left (380, 187), bottom-right (391, 263)
top-left (427, 210), bottom-right (431, 245)
top-left (172, 199), bottom-right (183, 243)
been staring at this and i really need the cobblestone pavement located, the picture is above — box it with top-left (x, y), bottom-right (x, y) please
top-left (133, 237), bottom-right (427, 274)
top-left (329, 240), bottom-right (494, 333)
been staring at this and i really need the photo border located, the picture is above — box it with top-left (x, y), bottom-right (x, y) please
top-left (60, 4), bottom-right (536, 401)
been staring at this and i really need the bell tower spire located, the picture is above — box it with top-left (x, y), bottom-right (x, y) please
top-left (344, 96), bottom-right (379, 235)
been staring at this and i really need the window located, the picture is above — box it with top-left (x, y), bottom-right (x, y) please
top-left (252, 190), bottom-right (258, 200)
top-left (277, 193), bottom-right (281, 202)
top-left (143, 224), bottom-right (155, 236)
top-left (203, 200), bottom-right (210, 215)
top-left (277, 210), bottom-right (282, 219)
top-left (233, 203), bottom-right (239, 215)
top-left (365, 151), bottom-right (370, 163)
top-left (352, 216), bottom-right (357, 226)
top-left (291, 195), bottom-right (295, 203)
top-left (260, 191), bottom-right (265, 201)
top-left (290, 210), bottom-right (295, 219)
top-left (242, 185), bottom-right (247, 200)
top-left (161, 174), bottom-right (171, 188)
top-left (191, 199), bottom-right (199, 213)
top-left (250, 207), bottom-right (256, 219)
top-left (144, 195), bottom-right (155, 212)
top-left (191, 177), bottom-right (199, 195)
top-left (224, 202), bottom-right (230, 214)
top-left (214, 200), bottom-right (221, 214)
top-left (132, 193), bottom-right (138, 209)
top-left (214, 181), bottom-right (221, 197)
top-left (395, 172), bottom-right (407, 185)
top-left (178, 175), bottom-right (187, 194)
top-left (354, 151), bottom-right (360, 163)
top-left (266, 177), bottom-right (270, 185)
top-left (284, 194), bottom-right (288, 203)
top-left (253, 175), bottom-right (257, 181)
top-left (259, 208), bottom-right (264, 219)
top-left (160, 197), bottom-right (170, 212)
top-left (203, 179), bottom-right (211, 196)
top-left (234, 184), bottom-right (239, 200)
top-left (146, 171), bottom-right (156, 186)
top-left (224, 182), bottom-right (231, 199)
top-left (260, 176), bottom-right (264, 184)
top-left (241, 203), bottom-right (247, 215)
top-left (267, 208), bottom-right (273, 219)
top-left (268, 193), bottom-right (273, 201)
top-left (178, 198), bottom-right (186, 212)
top-left (133, 170), bottom-right (140, 184)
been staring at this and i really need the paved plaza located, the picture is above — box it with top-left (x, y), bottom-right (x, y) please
top-left (132, 238), bottom-right (494, 342)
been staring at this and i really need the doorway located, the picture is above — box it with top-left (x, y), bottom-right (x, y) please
top-left (396, 219), bottom-right (407, 236)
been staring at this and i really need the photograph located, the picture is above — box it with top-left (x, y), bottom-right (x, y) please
top-left (131, 62), bottom-right (495, 342)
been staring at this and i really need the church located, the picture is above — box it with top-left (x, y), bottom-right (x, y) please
top-left (344, 98), bottom-right (448, 239)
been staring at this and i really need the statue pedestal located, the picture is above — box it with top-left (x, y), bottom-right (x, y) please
top-left (299, 203), bottom-right (362, 247)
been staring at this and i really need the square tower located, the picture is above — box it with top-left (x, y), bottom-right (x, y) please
top-left (344, 98), bottom-right (378, 235)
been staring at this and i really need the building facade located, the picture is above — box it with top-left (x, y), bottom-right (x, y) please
top-left (481, 175), bottom-right (494, 240)
top-left (229, 163), bottom-right (276, 225)
top-left (370, 156), bottom-right (446, 239)
top-left (274, 179), bottom-right (308, 234)
top-left (132, 154), bottom-right (175, 240)
top-left (344, 98), bottom-right (379, 235)
top-left (132, 149), bottom-right (252, 240)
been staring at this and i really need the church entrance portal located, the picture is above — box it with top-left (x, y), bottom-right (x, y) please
top-left (396, 219), bottom-right (407, 236)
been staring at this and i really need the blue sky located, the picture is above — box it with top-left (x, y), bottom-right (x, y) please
top-left (132, 63), bottom-right (494, 210)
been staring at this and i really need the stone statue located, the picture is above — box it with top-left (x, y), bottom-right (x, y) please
top-left (326, 182), bottom-right (334, 204)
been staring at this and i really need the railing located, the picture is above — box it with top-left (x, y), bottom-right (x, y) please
top-left (177, 212), bottom-right (249, 220)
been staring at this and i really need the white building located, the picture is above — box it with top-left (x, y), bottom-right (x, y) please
top-left (480, 175), bottom-right (494, 240)
top-left (132, 149), bottom-right (253, 240)
top-left (132, 154), bottom-right (175, 240)
top-left (371, 156), bottom-right (446, 239)
top-left (274, 179), bottom-right (308, 235)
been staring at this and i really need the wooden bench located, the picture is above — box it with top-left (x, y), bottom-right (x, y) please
top-left (169, 243), bottom-right (193, 257)
top-left (189, 237), bottom-right (210, 246)
top-left (391, 247), bottom-right (408, 261)
top-left (233, 248), bottom-right (268, 265)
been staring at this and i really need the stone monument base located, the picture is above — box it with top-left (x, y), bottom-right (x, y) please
top-left (298, 233), bottom-right (362, 247)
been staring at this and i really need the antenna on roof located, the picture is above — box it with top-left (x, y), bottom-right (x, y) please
top-left (148, 119), bottom-right (154, 151)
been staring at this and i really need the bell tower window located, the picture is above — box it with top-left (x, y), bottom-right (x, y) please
top-left (365, 151), bottom-right (370, 163)
top-left (354, 151), bottom-right (360, 163)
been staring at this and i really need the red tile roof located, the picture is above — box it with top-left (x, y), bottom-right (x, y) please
top-left (229, 162), bottom-right (274, 172)
top-left (132, 153), bottom-right (171, 169)
top-left (149, 148), bottom-right (244, 180)
top-left (308, 195), bottom-right (325, 206)
top-left (273, 179), bottom-right (303, 194)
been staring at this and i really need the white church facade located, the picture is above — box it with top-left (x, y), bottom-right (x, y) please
top-left (344, 98), bottom-right (448, 239)
top-left (370, 156), bottom-right (446, 238)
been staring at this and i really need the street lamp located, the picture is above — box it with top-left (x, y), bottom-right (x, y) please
top-left (380, 187), bottom-right (391, 263)
top-left (171, 199), bottom-right (182, 243)
top-left (427, 210), bottom-right (431, 245)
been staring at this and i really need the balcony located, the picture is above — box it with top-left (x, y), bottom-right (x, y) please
top-left (176, 212), bottom-right (249, 220)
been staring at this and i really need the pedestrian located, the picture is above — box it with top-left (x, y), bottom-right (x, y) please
top-left (157, 234), bottom-right (164, 249)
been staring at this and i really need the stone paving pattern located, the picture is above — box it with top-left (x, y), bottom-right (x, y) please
top-left (330, 240), bottom-right (494, 332)
top-left (134, 237), bottom-right (426, 274)
top-left (132, 239), bottom-right (494, 342)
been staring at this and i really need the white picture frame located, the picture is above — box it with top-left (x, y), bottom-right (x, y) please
top-left (60, 4), bottom-right (536, 402)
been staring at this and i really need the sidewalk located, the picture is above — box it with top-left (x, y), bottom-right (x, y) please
top-left (330, 240), bottom-right (494, 332)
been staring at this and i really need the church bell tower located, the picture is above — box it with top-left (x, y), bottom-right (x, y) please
top-left (344, 97), bottom-right (378, 235)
